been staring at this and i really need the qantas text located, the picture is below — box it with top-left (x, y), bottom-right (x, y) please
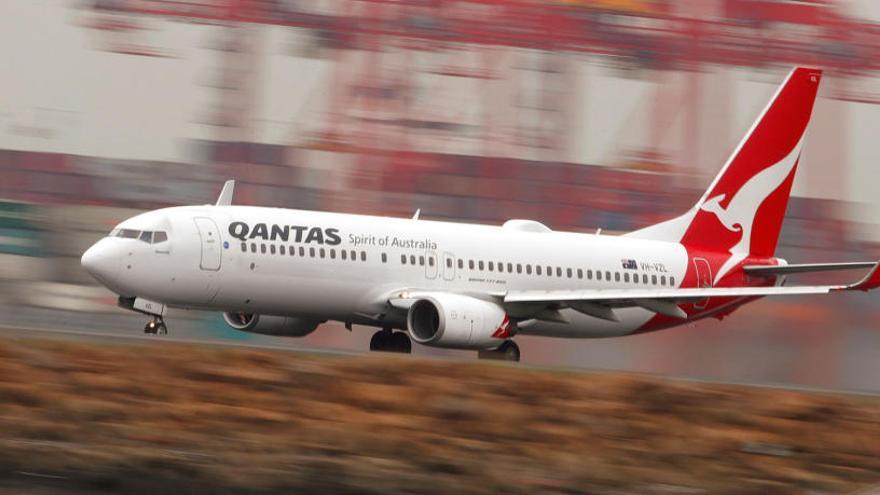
top-left (228, 222), bottom-right (341, 245)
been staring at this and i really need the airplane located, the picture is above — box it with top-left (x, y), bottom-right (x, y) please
top-left (81, 67), bottom-right (879, 362)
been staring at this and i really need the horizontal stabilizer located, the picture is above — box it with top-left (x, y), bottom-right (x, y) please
top-left (744, 262), bottom-right (876, 276)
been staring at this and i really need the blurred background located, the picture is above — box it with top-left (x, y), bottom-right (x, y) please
top-left (0, 0), bottom-right (878, 391)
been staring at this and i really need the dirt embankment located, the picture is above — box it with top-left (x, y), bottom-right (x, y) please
top-left (0, 338), bottom-right (878, 494)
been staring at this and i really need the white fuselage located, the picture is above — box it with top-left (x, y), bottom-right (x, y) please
top-left (84, 205), bottom-right (690, 338)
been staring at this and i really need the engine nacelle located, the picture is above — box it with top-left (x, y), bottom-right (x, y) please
top-left (406, 293), bottom-right (510, 349)
top-left (222, 312), bottom-right (320, 337)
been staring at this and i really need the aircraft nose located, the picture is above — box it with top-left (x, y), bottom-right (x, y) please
top-left (81, 239), bottom-right (121, 285)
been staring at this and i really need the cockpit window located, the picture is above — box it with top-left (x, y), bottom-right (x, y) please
top-left (111, 229), bottom-right (168, 244)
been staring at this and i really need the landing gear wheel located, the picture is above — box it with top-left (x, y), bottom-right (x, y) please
top-left (390, 331), bottom-right (412, 353)
top-left (498, 340), bottom-right (520, 362)
top-left (478, 340), bottom-right (520, 362)
top-left (369, 329), bottom-right (412, 354)
top-left (369, 329), bottom-right (392, 351)
top-left (144, 317), bottom-right (167, 336)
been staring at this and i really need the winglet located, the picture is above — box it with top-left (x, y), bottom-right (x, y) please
top-left (216, 180), bottom-right (235, 206)
top-left (843, 261), bottom-right (880, 292)
top-left (412, 209), bottom-right (421, 220)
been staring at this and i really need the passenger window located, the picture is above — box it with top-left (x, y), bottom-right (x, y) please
top-left (419, 256), bottom-right (425, 266)
top-left (289, 246), bottom-right (294, 256)
top-left (497, 263), bottom-right (503, 273)
top-left (536, 266), bottom-right (542, 275)
top-left (309, 247), bottom-right (315, 257)
top-left (587, 269), bottom-right (592, 280)
top-left (152, 231), bottom-right (168, 244)
top-left (577, 269), bottom-right (583, 279)
top-left (633, 274), bottom-right (638, 284)
top-left (330, 249), bottom-right (336, 259)
top-left (458, 259), bottom-right (464, 269)
top-left (360, 251), bottom-right (366, 262)
top-left (614, 272), bottom-right (620, 282)
top-left (410, 255), bottom-right (416, 265)
top-left (429, 257), bottom-right (435, 267)
top-left (342, 250), bottom-right (347, 260)
top-left (350, 250), bottom-right (356, 260)
top-left (382, 253), bottom-right (387, 263)
top-left (488, 261), bottom-right (494, 271)
top-left (280, 245), bottom-right (286, 255)
top-left (546, 266), bottom-right (552, 276)
top-left (606, 271), bottom-right (611, 281)
top-left (261, 244), bottom-right (267, 254)
top-left (526, 264), bottom-right (532, 275)
top-left (642, 274), bottom-right (648, 284)
top-left (469, 260), bottom-right (475, 269)
top-left (270, 245), bottom-right (276, 255)
top-left (652, 275), bottom-right (657, 285)
top-left (319, 248), bottom-right (325, 258)
top-left (251, 243), bottom-right (257, 253)
top-left (516, 264), bottom-right (522, 274)
top-left (670, 277), bottom-right (675, 286)
top-left (299, 247), bottom-right (305, 256)
top-left (400, 254), bottom-right (406, 264)
top-left (446, 258), bottom-right (452, 268)
top-left (596, 271), bottom-right (602, 281)
top-left (624, 273), bottom-right (630, 283)
top-left (478, 261), bottom-right (484, 270)
top-left (661, 275), bottom-right (667, 286)
top-left (241, 242), bottom-right (247, 252)
top-left (556, 267), bottom-right (562, 277)
top-left (507, 263), bottom-right (513, 272)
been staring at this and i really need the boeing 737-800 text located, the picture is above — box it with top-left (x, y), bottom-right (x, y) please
top-left (81, 67), bottom-right (879, 362)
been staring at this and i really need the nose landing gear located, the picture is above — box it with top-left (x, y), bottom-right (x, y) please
top-left (144, 317), bottom-right (167, 335)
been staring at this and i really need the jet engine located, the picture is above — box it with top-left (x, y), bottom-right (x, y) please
top-left (222, 312), bottom-right (320, 337)
top-left (406, 293), bottom-right (510, 349)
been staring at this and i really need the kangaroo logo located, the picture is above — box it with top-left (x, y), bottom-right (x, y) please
top-left (700, 137), bottom-right (804, 283)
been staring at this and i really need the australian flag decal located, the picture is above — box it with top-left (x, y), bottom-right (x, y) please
top-left (621, 259), bottom-right (638, 270)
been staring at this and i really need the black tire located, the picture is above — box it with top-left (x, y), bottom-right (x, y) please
top-left (497, 341), bottom-right (521, 362)
top-left (157, 323), bottom-right (168, 336)
top-left (369, 330), bottom-right (391, 352)
top-left (390, 332), bottom-right (412, 354)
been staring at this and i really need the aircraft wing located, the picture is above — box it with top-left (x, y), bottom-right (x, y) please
top-left (499, 261), bottom-right (880, 320)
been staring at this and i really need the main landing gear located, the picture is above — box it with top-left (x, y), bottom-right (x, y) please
top-left (369, 328), bottom-right (412, 354)
top-left (144, 316), bottom-right (167, 335)
top-left (478, 340), bottom-right (521, 362)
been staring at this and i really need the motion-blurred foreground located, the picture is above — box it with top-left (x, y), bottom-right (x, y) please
top-left (0, 337), bottom-right (878, 494)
